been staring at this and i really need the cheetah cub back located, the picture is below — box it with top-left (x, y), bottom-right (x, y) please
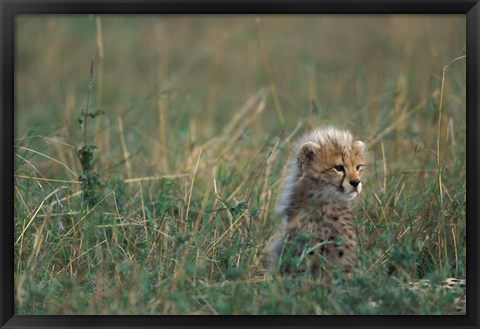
top-left (269, 127), bottom-right (366, 278)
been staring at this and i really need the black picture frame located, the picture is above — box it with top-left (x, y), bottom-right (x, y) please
top-left (1, 1), bottom-right (478, 328)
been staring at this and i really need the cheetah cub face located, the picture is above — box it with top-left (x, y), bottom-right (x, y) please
top-left (297, 138), bottom-right (366, 201)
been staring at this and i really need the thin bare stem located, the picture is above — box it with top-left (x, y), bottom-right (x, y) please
top-left (84, 56), bottom-right (95, 147)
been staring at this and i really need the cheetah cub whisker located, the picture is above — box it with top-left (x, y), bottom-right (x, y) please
top-left (269, 127), bottom-right (366, 278)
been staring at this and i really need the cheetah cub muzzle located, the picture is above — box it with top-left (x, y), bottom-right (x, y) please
top-left (269, 127), bottom-right (366, 278)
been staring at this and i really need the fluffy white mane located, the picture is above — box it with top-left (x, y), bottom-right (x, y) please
top-left (275, 127), bottom-right (353, 214)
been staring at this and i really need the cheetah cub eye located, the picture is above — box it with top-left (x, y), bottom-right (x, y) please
top-left (334, 165), bottom-right (345, 172)
top-left (356, 164), bottom-right (365, 171)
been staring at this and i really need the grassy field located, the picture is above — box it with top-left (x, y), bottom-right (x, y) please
top-left (14, 15), bottom-right (466, 315)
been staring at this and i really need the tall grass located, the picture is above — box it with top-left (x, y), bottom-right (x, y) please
top-left (14, 15), bottom-right (466, 314)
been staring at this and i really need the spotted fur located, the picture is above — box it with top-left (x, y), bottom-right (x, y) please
top-left (269, 127), bottom-right (366, 278)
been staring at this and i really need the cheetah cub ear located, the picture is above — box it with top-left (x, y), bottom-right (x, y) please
top-left (298, 141), bottom-right (321, 170)
top-left (353, 140), bottom-right (366, 151)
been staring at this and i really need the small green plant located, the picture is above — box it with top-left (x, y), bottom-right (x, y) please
top-left (77, 57), bottom-right (104, 207)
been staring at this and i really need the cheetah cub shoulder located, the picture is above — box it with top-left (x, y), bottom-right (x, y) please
top-left (269, 127), bottom-right (367, 278)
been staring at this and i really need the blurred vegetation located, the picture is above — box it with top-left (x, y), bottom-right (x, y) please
top-left (14, 14), bottom-right (466, 315)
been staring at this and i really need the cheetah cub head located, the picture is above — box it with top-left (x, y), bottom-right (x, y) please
top-left (296, 128), bottom-right (366, 201)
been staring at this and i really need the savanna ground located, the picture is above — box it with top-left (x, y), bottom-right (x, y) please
top-left (14, 15), bottom-right (466, 315)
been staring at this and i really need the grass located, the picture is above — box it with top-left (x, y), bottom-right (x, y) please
top-left (14, 15), bottom-right (466, 315)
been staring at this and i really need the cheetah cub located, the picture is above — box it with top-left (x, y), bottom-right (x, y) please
top-left (269, 127), bottom-right (366, 278)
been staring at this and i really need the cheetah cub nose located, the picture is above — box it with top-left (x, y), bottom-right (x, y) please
top-left (349, 179), bottom-right (360, 187)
